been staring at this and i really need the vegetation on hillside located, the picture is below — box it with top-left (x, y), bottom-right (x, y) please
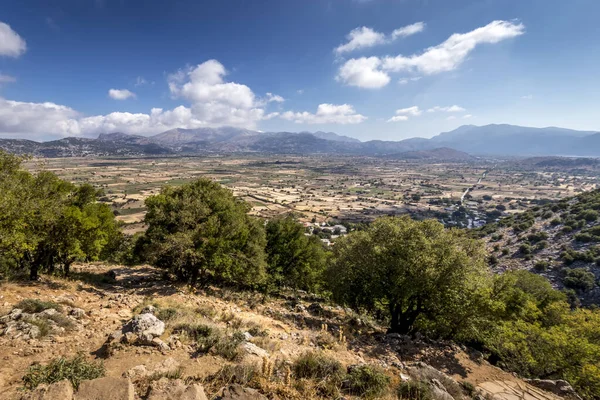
top-left (3, 150), bottom-right (600, 399)
top-left (0, 152), bottom-right (121, 280)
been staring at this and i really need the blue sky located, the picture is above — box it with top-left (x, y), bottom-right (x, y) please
top-left (1, 0), bottom-right (599, 141)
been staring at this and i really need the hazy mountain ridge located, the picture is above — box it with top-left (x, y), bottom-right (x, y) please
top-left (1, 124), bottom-right (600, 157)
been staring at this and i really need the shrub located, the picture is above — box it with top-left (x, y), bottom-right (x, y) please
top-left (173, 323), bottom-right (244, 361)
top-left (520, 244), bottom-right (532, 255)
top-left (22, 353), bottom-right (105, 390)
top-left (345, 365), bottom-right (390, 399)
top-left (44, 313), bottom-right (76, 331)
top-left (397, 380), bottom-right (432, 400)
top-left (293, 352), bottom-right (345, 381)
top-left (564, 268), bottom-right (596, 292)
top-left (579, 210), bottom-right (599, 222)
top-left (534, 261), bottom-right (549, 272)
top-left (575, 233), bottom-right (596, 243)
top-left (173, 323), bottom-right (215, 342)
top-left (156, 307), bottom-right (178, 322)
top-left (16, 299), bottom-right (61, 314)
top-left (24, 318), bottom-right (51, 337)
top-left (536, 241), bottom-right (549, 250)
top-left (212, 331), bottom-right (246, 361)
top-left (461, 381), bottom-right (475, 396)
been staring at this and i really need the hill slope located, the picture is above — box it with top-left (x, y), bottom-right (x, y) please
top-left (477, 189), bottom-right (600, 304)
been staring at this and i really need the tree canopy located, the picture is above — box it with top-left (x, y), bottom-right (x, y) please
top-left (0, 151), bottom-right (120, 279)
top-left (265, 215), bottom-right (328, 292)
top-left (327, 216), bottom-right (489, 335)
top-left (142, 178), bottom-right (267, 287)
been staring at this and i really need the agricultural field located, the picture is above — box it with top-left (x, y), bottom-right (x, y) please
top-left (26, 155), bottom-right (600, 234)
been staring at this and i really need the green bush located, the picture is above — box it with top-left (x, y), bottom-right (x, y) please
top-left (22, 353), bottom-right (105, 390)
top-left (293, 352), bottom-right (345, 381)
top-left (345, 365), bottom-right (390, 399)
top-left (172, 323), bottom-right (244, 361)
top-left (397, 380), bottom-right (432, 400)
top-left (16, 299), bottom-right (61, 314)
top-left (155, 307), bottom-right (178, 321)
top-left (519, 244), bottom-right (532, 255)
top-left (534, 260), bottom-right (549, 272)
top-left (564, 268), bottom-right (596, 292)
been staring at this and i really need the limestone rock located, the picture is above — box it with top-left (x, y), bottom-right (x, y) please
top-left (3, 321), bottom-right (41, 340)
top-left (125, 313), bottom-right (165, 338)
top-left (214, 384), bottom-right (267, 400)
top-left (70, 308), bottom-right (86, 319)
top-left (147, 378), bottom-right (208, 400)
top-left (75, 377), bottom-right (134, 400)
top-left (20, 379), bottom-right (74, 400)
top-left (525, 379), bottom-right (583, 400)
top-left (242, 342), bottom-right (269, 358)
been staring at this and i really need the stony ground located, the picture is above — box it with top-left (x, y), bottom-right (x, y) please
top-left (0, 264), bottom-right (571, 400)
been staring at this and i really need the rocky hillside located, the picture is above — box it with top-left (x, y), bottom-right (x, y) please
top-left (477, 189), bottom-right (600, 304)
top-left (0, 264), bottom-right (576, 400)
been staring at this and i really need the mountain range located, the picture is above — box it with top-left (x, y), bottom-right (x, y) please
top-left (1, 124), bottom-right (599, 158)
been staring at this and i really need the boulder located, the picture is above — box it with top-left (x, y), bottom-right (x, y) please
top-left (70, 308), bottom-right (86, 319)
top-left (75, 377), bottom-right (134, 400)
top-left (125, 358), bottom-right (180, 381)
top-left (214, 385), bottom-right (267, 400)
top-left (122, 332), bottom-right (139, 345)
top-left (126, 313), bottom-right (165, 338)
top-left (20, 379), bottom-right (74, 400)
top-left (147, 378), bottom-right (208, 400)
top-left (430, 378), bottom-right (455, 400)
top-left (525, 379), bottom-right (583, 400)
top-left (242, 342), bottom-right (269, 358)
top-left (0, 308), bottom-right (23, 323)
top-left (3, 321), bottom-right (41, 340)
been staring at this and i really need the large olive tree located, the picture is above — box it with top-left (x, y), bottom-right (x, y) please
top-left (265, 214), bottom-right (328, 291)
top-left (143, 178), bottom-right (267, 287)
top-left (327, 216), bottom-right (489, 335)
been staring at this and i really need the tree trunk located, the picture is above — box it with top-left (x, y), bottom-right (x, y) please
top-left (388, 302), bottom-right (421, 334)
top-left (30, 263), bottom-right (39, 281)
top-left (190, 267), bottom-right (199, 287)
top-left (64, 262), bottom-right (71, 277)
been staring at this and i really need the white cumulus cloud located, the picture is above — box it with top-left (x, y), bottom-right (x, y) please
top-left (108, 89), bottom-right (136, 100)
top-left (0, 22), bottom-right (27, 58)
top-left (335, 22), bottom-right (425, 55)
top-left (0, 98), bottom-right (80, 138)
top-left (266, 92), bottom-right (285, 103)
top-left (387, 106), bottom-right (421, 122)
top-left (382, 20), bottom-right (524, 75)
top-left (391, 22), bottom-right (426, 40)
top-left (387, 115), bottom-right (408, 122)
top-left (168, 59), bottom-right (266, 128)
top-left (281, 103), bottom-right (366, 125)
top-left (336, 57), bottom-right (390, 89)
top-left (338, 20), bottom-right (524, 89)
top-left (395, 106), bottom-right (422, 116)
top-left (335, 27), bottom-right (387, 55)
top-left (427, 105), bottom-right (466, 113)
top-left (0, 59), bottom-right (283, 138)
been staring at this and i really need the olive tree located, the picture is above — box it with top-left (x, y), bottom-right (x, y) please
top-left (327, 216), bottom-right (489, 335)
top-left (143, 178), bottom-right (267, 287)
top-left (265, 215), bottom-right (328, 291)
